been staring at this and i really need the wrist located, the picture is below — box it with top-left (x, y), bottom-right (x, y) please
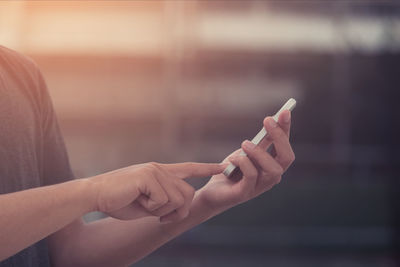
top-left (194, 188), bottom-right (231, 218)
top-left (73, 177), bottom-right (99, 213)
top-left (158, 191), bottom-right (219, 236)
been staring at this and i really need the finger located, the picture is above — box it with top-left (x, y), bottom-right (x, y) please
top-left (108, 202), bottom-right (152, 220)
top-left (149, 179), bottom-right (185, 217)
top-left (258, 110), bottom-right (291, 150)
top-left (228, 155), bottom-right (258, 194)
top-left (137, 177), bottom-right (169, 211)
top-left (174, 179), bottom-right (195, 218)
top-left (263, 117), bottom-right (295, 170)
top-left (159, 210), bottom-right (180, 223)
top-left (164, 162), bottom-right (226, 179)
top-left (258, 135), bottom-right (273, 151)
top-left (241, 140), bottom-right (284, 177)
top-left (277, 110), bottom-right (291, 138)
top-left (160, 180), bottom-right (195, 223)
top-left (222, 148), bottom-right (242, 163)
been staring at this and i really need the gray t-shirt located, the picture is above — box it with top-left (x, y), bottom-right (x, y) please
top-left (0, 46), bottom-right (74, 266)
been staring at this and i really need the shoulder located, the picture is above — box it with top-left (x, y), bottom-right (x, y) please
top-left (0, 45), bottom-right (40, 75)
top-left (0, 45), bottom-right (47, 101)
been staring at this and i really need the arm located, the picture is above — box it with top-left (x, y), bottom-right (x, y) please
top-left (48, 192), bottom-right (219, 267)
top-left (49, 111), bottom-right (295, 267)
top-left (0, 162), bottom-right (224, 262)
top-left (0, 179), bottom-right (95, 261)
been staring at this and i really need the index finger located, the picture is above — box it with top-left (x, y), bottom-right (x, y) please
top-left (164, 162), bottom-right (226, 179)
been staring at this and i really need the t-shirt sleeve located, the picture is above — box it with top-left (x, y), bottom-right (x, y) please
top-left (35, 67), bottom-right (75, 186)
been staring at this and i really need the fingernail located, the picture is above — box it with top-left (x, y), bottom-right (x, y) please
top-left (243, 140), bottom-right (256, 150)
top-left (268, 118), bottom-right (277, 128)
top-left (283, 111), bottom-right (291, 123)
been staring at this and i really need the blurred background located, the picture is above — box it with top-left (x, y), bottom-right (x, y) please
top-left (1, 1), bottom-right (399, 266)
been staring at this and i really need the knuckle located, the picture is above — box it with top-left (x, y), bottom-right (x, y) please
top-left (280, 158), bottom-right (292, 168)
top-left (147, 161), bottom-right (158, 168)
top-left (274, 176), bottom-right (282, 184)
top-left (147, 162), bottom-right (162, 173)
top-left (247, 146), bottom-right (261, 157)
top-left (238, 156), bottom-right (246, 166)
top-left (159, 195), bottom-right (169, 206)
top-left (271, 165), bottom-right (284, 177)
top-left (147, 201), bottom-right (160, 211)
top-left (172, 195), bottom-right (185, 208)
top-left (289, 151), bottom-right (296, 163)
top-left (281, 153), bottom-right (295, 167)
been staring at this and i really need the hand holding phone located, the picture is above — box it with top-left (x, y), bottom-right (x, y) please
top-left (223, 98), bottom-right (296, 177)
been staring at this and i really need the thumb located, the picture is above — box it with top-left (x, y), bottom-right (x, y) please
top-left (107, 202), bottom-right (153, 220)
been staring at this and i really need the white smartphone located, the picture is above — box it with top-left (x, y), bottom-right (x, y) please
top-left (223, 98), bottom-right (297, 177)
